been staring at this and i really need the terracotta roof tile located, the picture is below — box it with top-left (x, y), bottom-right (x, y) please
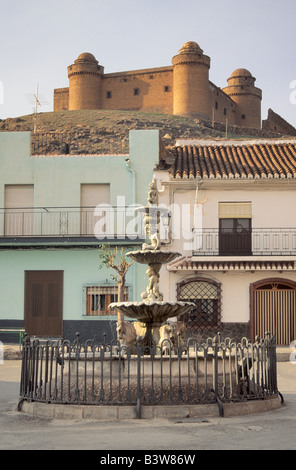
top-left (169, 141), bottom-right (296, 180)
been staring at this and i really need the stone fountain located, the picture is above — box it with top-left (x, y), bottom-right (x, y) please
top-left (110, 179), bottom-right (194, 350)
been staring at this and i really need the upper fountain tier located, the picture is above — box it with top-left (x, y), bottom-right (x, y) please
top-left (126, 249), bottom-right (180, 266)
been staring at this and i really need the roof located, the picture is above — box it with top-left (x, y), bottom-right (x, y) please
top-left (169, 141), bottom-right (296, 180)
top-left (230, 68), bottom-right (252, 77)
top-left (168, 257), bottom-right (295, 272)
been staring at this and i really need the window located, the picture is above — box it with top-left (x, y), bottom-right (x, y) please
top-left (4, 185), bottom-right (34, 236)
top-left (164, 86), bottom-right (170, 92)
top-left (219, 218), bottom-right (252, 255)
top-left (106, 91), bottom-right (112, 99)
top-left (134, 88), bottom-right (140, 96)
top-left (177, 279), bottom-right (221, 331)
top-left (224, 108), bottom-right (227, 115)
top-left (218, 202), bottom-right (252, 255)
top-left (80, 184), bottom-right (110, 236)
top-left (85, 286), bottom-right (128, 316)
top-left (215, 101), bottom-right (218, 110)
top-left (242, 114), bottom-right (246, 119)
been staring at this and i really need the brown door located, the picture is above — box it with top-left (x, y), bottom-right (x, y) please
top-left (251, 279), bottom-right (296, 345)
top-left (25, 271), bottom-right (63, 337)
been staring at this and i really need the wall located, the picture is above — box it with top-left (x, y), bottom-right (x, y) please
top-left (0, 130), bottom-right (160, 210)
top-left (102, 68), bottom-right (173, 114)
top-left (0, 130), bottom-right (161, 339)
top-left (209, 83), bottom-right (237, 126)
top-left (155, 174), bottom-right (296, 333)
top-left (262, 109), bottom-right (296, 136)
top-left (54, 88), bottom-right (69, 111)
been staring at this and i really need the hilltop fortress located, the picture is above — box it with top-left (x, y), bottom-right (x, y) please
top-left (54, 41), bottom-right (263, 129)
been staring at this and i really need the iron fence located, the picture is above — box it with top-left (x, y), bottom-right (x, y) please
top-left (19, 332), bottom-right (279, 416)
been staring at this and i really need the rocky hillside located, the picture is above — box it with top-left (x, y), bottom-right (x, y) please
top-left (0, 109), bottom-right (294, 155)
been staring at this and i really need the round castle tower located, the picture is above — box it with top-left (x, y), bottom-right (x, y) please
top-left (172, 41), bottom-right (211, 119)
top-left (67, 52), bottom-right (104, 110)
top-left (223, 68), bottom-right (262, 129)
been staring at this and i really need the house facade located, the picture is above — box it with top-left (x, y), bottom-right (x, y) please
top-left (0, 130), bottom-right (161, 343)
top-left (156, 139), bottom-right (296, 346)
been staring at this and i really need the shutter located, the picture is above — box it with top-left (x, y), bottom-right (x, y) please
top-left (219, 202), bottom-right (252, 219)
top-left (4, 185), bottom-right (34, 235)
top-left (80, 184), bottom-right (110, 235)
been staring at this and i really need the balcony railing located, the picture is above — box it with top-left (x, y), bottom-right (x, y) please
top-left (192, 228), bottom-right (296, 256)
top-left (0, 207), bottom-right (145, 240)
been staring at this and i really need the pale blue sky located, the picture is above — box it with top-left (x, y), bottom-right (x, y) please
top-left (1, 0), bottom-right (296, 127)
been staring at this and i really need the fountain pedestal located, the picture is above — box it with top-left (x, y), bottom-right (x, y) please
top-left (109, 179), bottom-right (194, 350)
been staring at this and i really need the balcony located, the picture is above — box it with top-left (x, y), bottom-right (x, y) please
top-left (192, 228), bottom-right (296, 257)
top-left (0, 206), bottom-right (145, 246)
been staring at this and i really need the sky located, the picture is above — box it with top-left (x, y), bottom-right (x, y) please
top-left (1, 0), bottom-right (296, 127)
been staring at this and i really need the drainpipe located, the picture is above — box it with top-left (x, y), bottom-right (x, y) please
top-left (125, 158), bottom-right (137, 301)
top-left (125, 158), bottom-right (136, 204)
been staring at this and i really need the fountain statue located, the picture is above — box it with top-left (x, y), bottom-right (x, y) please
top-left (110, 179), bottom-right (194, 350)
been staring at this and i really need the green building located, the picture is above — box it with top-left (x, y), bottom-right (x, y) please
top-left (0, 129), bottom-right (161, 343)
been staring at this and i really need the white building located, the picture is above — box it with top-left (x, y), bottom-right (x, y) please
top-left (155, 139), bottom-right (296, 346)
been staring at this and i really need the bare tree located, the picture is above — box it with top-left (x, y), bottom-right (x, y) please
top-left (98, 244), bottom-right (134, 324)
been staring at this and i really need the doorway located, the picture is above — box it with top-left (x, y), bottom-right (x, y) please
top-left (24, 271), bottom-right (63, 337)
top-left (250, 278), bottom-right (296, 345)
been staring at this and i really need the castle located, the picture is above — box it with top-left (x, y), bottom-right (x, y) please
top-left (54, 41), bottom-right (262, 129)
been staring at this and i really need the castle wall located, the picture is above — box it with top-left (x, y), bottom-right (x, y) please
top-left (68, 72), bottom-right (102, 110)
top-left (262, 109), bottom-right (296, 136)
top-left (54, 87), bottom-right (69, 111)
top-left (101, 67), bottom-right (173, 114)
top-left (172, 44), bottom-right (211, 119)
top-left (230, 92), bottom-right (261, 129)
top-left (209, 82), bottom-right (236, 126)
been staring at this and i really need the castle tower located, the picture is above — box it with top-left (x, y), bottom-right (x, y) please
top-left (67, 53), bottom-right (103, 110)
top-left (172, 41), bottom-right (211, 119)
top-left (222, 68), bottom-right (262, 129)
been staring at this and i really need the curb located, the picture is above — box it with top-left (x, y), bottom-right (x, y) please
top-left (20, 395), bottom-right (282, 420)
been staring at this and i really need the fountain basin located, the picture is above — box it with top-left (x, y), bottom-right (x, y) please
top-left (109, 301), bottom-right (194, 325)
top-left (126, 250), bottom-right (181, 265)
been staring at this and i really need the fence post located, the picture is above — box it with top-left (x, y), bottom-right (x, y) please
top-left (212, 334), bottom-right (219, 397)
top-left (266, 332), bottom-right (278, 395)
top-left (136, 341), bottom-right (142, 419)
top-left (212, 333), bottom-right (223, 417)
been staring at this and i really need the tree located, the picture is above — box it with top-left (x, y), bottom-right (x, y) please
top-left (98, 244), bottom-right (134, 323)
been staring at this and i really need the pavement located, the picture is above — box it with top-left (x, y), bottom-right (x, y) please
top-left (0, 343), bottom-right (295, 451)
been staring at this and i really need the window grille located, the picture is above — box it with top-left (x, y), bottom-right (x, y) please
top-left (86, 286), bottom-right (128, 316)
top-left (177, 279), bottom-right (221, 331)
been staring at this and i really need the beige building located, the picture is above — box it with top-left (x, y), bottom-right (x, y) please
top-left (54, 41), bottom-right (262, 129)
top-left (155, 138), bottom-right (296, 345)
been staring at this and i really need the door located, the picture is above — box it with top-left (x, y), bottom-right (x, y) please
top-left (25, 271), bottom-right (63, 337)
top-left (251, 279), bottom-right (296, 345)
top-left (219, 218), bottom-right (252, 255)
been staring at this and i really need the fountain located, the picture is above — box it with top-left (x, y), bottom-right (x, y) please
top-left (110, 179), bottom-right (194, 350)
top-left (19, 183), bottom-right (281, 418)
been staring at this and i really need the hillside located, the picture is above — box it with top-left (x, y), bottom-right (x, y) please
top-left (0, 109), bottom-right (293, 155)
